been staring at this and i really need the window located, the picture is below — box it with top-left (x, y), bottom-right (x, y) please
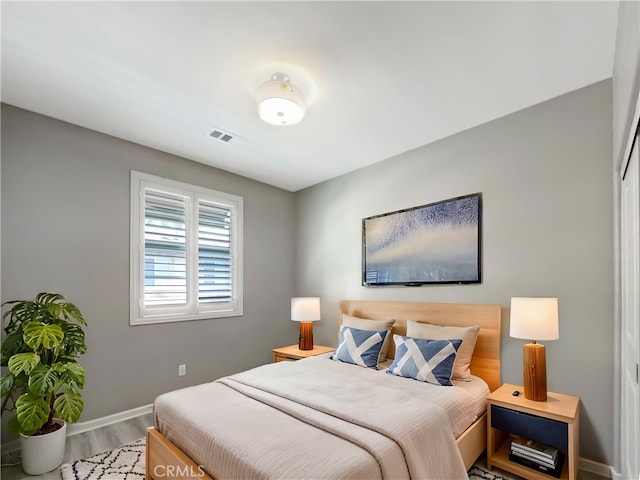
top-left (130, 171), bottom-right (243, 325)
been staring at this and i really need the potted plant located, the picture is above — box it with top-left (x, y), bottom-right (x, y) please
top-left (1, 292), bottom-right (87, 475)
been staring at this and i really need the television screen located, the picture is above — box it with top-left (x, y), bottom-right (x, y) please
top-left (362, 193), bottom-right (482, 286)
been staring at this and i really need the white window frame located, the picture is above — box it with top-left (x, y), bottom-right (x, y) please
top-left (130, 170), bottom-right (243, 325)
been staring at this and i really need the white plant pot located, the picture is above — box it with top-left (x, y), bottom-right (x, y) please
top-left (20, 419), bottom-right (67, 475)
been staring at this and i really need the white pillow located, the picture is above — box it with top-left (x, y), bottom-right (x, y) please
top-left (406, 320), bottom-right (480, 381)
top-left (341, 314), bottom-right (395, 365)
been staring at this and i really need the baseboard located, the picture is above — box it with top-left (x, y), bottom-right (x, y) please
top-left (580, 457), bottom-right (613, 479)
top-left (66, 403), bottom-right (153, 436)
top-left (1, 403), bottom-right (153, 454)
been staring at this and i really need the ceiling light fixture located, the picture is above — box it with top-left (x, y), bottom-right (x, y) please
top-left (256, 72), bottom-right (305, 126)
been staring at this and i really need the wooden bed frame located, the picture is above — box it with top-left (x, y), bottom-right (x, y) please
top-left (146, 300), bottom-right (501, 479)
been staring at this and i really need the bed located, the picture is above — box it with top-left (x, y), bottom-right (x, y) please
top-left (146, 300), bottom-right (501, 480)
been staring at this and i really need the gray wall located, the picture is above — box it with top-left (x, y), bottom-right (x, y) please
top-left (295, 81), bottom-right (614, 465)
top-left (1, 104), bottom-right (297, 440)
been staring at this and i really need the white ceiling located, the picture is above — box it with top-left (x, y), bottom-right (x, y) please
top-left (1, 1), bottom-right (619, 192)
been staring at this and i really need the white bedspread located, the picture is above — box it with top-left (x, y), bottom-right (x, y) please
top-left (154, 355), bottom-right (486, 479)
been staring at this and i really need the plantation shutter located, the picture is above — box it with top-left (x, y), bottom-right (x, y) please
top-left (198, 201), bottom-right (233, 303)
top-left (143, 190), bottom-right (188, 306)
top-left (131, 170), bottom-right (243, 325)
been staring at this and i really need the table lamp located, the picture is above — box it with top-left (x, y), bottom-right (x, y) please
top-left (291, 297), bottom-right (321, 350)
top-left (509, 297), bottom-right (559, 401)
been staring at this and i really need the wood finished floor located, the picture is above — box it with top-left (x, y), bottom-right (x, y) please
top-left (0, 413), bottom-right (154, 480)
top-left (1, 412), bottom-right (608, 480)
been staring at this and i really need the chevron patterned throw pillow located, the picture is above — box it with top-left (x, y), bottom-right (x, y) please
top-left (386, 335), bottom-right (462, 386)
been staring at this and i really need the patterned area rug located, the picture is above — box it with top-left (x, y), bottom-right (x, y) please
top-left (59, 438), bottom-right (144, 480)
top-left (59, 437), bottom-right (518, 480)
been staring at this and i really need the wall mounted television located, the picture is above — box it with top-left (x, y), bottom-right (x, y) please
top-left (362, 193), bottom-right (482, 286)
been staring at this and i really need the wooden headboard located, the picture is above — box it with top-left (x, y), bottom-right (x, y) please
top-left (339, 300), bottom-right (502, 392)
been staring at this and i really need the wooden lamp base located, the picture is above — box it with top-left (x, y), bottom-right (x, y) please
top-left (298, 322), bottom-right (314, 350)
top-left (523, 342), bottom-right (548, 401)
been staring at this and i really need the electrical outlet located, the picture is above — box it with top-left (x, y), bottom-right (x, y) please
top-left (178, 364), bottom-right (186, 376)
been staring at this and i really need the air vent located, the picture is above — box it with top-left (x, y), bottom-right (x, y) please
top-left (209, 129), bottom-right (234, 143)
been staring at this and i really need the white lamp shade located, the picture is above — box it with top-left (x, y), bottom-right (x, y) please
top-left (291, 297), bottom-right (320, 322)
top-left (510, 297), bottom-right (559, 341)
top-left (257, 73), bottom-right (305, 126)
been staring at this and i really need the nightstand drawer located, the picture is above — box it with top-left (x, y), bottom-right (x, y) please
top-left (273, 354), bottom-right (298, 362)
top-left (491, 405), bottom-right (568, 450)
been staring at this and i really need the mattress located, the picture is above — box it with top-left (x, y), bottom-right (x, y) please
top-left (153, 354), bottom-right (489, 479)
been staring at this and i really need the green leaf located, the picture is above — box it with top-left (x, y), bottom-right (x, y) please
top-left (0, 373), bottom-right (15, 397)
top-left (14, 373), bottom-right (29, 388)
top-left (8, 352), bottom-right (40, 376)
top-left (60, 303), bottom-right (86, 326)
top-left (62, 363), bottom-right (85, 389)
top-left (46, 303), bottom-right (63, 319)
top-left (64, 303), bottom-right (87, 326)
top-left (2, 300), bottom-right (39, 329)
top-left (15, 392), bottom-right (49, 435)
top-left (28, 364), bottom-right (57, 397)
top-left (35, 293), bottom-right (64, 305)
top-left (1, 332), bottom-right (25, 366)
top-left (0, 373), bottom-right (14, 396)
top-left (57, 323), bottom-right (86, 359)
top-left (23, 322), bottom-right (64, 351)
top-left (54, 390), bottom-right (83, 424)
top-left (41, 295), bottom-right (86, 326)
top-left (51, 363), bottom-right (67, 374)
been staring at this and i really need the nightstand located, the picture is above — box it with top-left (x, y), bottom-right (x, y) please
top-left (272, 344), bottom-right (334, 363)
top-left (487, 383), bottom-right (580, 480)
